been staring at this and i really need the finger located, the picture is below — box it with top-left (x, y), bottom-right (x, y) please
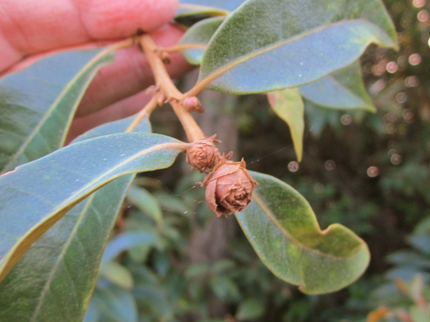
top-left (66, 90), bottom-right (151, 144)
top-left (0, 0), bottom-right (178, 71)
top-left (75, 24), bottom-right (194, 117)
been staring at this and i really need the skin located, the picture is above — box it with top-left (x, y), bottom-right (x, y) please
top-left (0, 0), bottom-right (193, 141)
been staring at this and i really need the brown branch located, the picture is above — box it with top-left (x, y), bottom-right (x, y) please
top-left (159, 44), bottom-right (207, 53)
top-left (125, 95), bottom-right (158, 133)
top-left (139, 34), bottom-right (205, 142)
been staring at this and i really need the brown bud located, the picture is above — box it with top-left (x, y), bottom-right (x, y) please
top-left (186, 135), bottom-right (221, 173)
top-left (202, 158), bottom-right (257, 217)
top-left (155, 92), bottom-right (165, 106)
top-left (182, 96), bottom-right (205, 113)
top-left (160, 51), bottom-right (171, 64)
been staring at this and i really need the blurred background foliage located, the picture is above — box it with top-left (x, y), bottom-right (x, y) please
top-left (85, 0), bottom-right (430, 321)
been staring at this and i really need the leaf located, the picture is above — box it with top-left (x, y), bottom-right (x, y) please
top-left (236, 171), bottom-right (370, 294)
top-left (177, 0), bottom-right (246, 17)
top-left (196, 0), bottom-right (397, 94)
top-left (93, 286), bottom-right (138, 322)
top-left (127, 186), bottom-right (163, 226)
top-left (267, 88), bottom-right (304, 162)
top-left (0, 48), bottom-right (115, 174)
top-left (408, 234), bottom-right (430, 256)
top-left (99, 262), bottom-right (134, 290)
top-left (0, 132), bottom-right (188, 283)
top-left (386, 250), bottom-right (430, 269)
top-left (236, 298), bottom-right (265, 320)
top-left (101, 231), bottom-right (160, 265)
top-left (299, 61), bottom-right (375, 111)
top-left (179, 17), bottom-right (225, 65)
top-left (0, 117), bottom-right (151, 322)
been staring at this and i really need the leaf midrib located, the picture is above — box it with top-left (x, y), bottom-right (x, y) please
top-left (0, 141), bottom-right (188, 282)
top-left (252, 192), bottom-right (360, 259)
top-left (30, 193), bottom-right (96, 322)
top-left (196, 19), bottom-right (386, 91)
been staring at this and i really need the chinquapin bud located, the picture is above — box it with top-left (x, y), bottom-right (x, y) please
top-left (202, 158), bottom-right (257, 217)
top-left (186, 135), bottom-right (221, 173)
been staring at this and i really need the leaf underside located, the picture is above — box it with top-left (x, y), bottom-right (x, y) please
top-left (0, 117), bottom-right (151, 322)
top-left (236, 171), bottom-right (370, 294)
top-left (0, 133), bottom-right (187, 284)
top-left (199, 0), bottom-right (397, 94)
top-left (179, 17), bottom-right (225, 65)
top-left (176, 0), bottom-right (246, 17)
top-left (0, 48), bottom-right (114, 174)
top-left (299, 60), bottom-right (375, 111)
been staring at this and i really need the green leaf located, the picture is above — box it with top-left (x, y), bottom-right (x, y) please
top-left (99, 262), bottom-right (134, 290)
top-left (127, 186), bottom-right (164, 226)
top-left (299, 61), bottom-right (375, 111)
top-left (236, 298), bottom-right (265, 320)
top-left (267, 88), bottom-right (304, 162)
top-left (197, 0), bottom-right (397, 94)
top-left (408, 235), bottom-right (430, 256)
top-left (0, 133), bottom-right (188, 283)
top-left (0, 48), bottom-right (115, 174)
top-left (101, 231), bottom-right (160, 264)
top-left (0, 117), bottom-right (151, 322)
top-left (177, 0), bottom-right (246, 17)
top-left (179, 17), bottom-right (225, 65)
top-left (93, 286), bottom-right (138, 322)
top-left (236, 171), bottom-right (370, 294)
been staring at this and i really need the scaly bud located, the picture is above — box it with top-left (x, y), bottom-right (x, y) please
top-left (202, 158), bottom-right (257, 217)
top-left (182, 96), bottom-right (205, 113)
top-left (186, 135), bottom-right (221, 173)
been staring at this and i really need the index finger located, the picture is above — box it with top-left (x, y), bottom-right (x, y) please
top-left (0, 0), bottom-right (178, 71)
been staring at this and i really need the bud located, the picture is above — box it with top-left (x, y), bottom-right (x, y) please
top-left (202, 158), bottom-right (257, 217)
top-left (186, 135), bottom-right (221, 173)
top-left (156, 92), bottom-right (165, 106)
top-left (159, 51), bottom-right (171, 64)
top-left (182, 96), bottom-right (205, 113)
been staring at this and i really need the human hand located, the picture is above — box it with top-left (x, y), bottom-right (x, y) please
top-left (0, 0), bottom-right (192, 141)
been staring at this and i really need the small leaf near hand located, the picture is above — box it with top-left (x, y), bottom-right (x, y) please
top-left (0, 48), bottom-right (115, 174)
top-left (179, 17), bottom-right (225, 65)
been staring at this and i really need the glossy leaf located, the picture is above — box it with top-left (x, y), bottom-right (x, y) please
top-left (236, 171), bottom-right (370, 294)
top-left (267, 88), bottom-right (304, 162)
top-left (177, 0), bottom-right (246, 17)
top-left (179, 17), bottom-right (225, 65)
top-left (0, 48), bottom-right (115, 174)
top-left (0, 117), bottom-right (151, 322)
top-left (0, 133), bottom-right (188, 283)
top-left (299, 61), bottom-right (375, 111)
top-left (197, 0), bottom-right (397, 94)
